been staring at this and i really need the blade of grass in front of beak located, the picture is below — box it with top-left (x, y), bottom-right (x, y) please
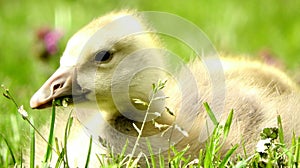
top-left (43, 99), bottom-right (57, 164)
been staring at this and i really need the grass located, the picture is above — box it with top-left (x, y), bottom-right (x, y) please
top-left (1, 82), bottom-right (300, 167)
top-left (0, 0), bottom-right (299, 167)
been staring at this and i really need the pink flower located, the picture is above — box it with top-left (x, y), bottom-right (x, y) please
top-left (44, 30), bottom-right (62, 54)
top-left (36, 27), bottom-right (63, 58)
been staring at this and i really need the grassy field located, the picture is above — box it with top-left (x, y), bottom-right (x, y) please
top-left (0, 0), bottom-right (299, 167)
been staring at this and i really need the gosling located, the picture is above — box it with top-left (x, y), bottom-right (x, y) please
top-left (29, 10), bottom-right (300, 167)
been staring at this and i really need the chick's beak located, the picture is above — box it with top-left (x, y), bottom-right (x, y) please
top-left (30, 66), bottom-right (75, 109)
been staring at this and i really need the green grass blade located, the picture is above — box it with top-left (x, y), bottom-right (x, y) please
top-left (44, 100), bottom-right (56, 163)
top-left (277, 115), bottom-right (284, 143)
top-left (204, 102), bottom-right (218, 126)
top-left (55, 150), bottom-right (65, 168)
top-left (224, 109), bottom-right (233, 139)
top-left (84, 136), bottom-right (93, 168)
top-left (169, 145), bottom-right (190, 164)
top-left (30, 118), bottom-right (35, 168)
top-left (219, 144), bottom-right (238, 167)
top-left (141, 153), bottom-right (151, 168)
top-left (146, 139), bottom-right (156, 168)
top-left (63, 112), bottom-right (73, 167)
top-left (0, 133), bottom-right (16, 165)
top-left (241, 140), bottom-right (248, 158)
top-left (96, 154), bottom-right (104, 166)
top-left (204, 137), bottom-right (214, 168)
top-left (159, 150), bottom-right (164, 168)
top-left (55, 137), bottom-right (60, 156)
top-left (118, 139), bottom-right (128, 164)
top-left (214, 110), bottom-right (233, 154)
top-left (288, 132), bottom-right (296, 166)
top-left (296, 137), bottom-right (300, 166)
top-left (198, 149), bottom-right (203, 167)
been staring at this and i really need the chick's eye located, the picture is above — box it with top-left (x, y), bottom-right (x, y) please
top-left (94, 50), bottom-right (112, 63)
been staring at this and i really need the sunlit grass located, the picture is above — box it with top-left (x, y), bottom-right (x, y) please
top-left (1, 84), bottom-right (299, 167)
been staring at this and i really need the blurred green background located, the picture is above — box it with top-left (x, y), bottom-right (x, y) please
top-left (0, 0), bottom-right (299, 166)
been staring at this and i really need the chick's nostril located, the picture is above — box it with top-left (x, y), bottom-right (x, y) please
top-left (52, 82), bottom-right (64, 93)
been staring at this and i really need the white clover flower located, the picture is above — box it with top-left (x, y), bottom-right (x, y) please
top-left (256, 138), bottom-right (271, 153)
